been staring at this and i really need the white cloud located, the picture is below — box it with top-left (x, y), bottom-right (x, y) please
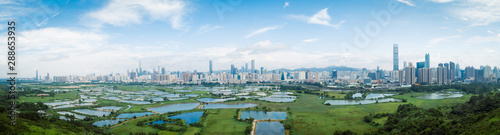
top-left (283, 2), bottom-right (289, 8)
top-left (196, 24), bottom-right (223, 34)
top-left (397, 0), bottom-right (416, 6)
top-left (488, 30), bottom-right (494, 34)
top-left (85, 0), bottom-right (188, 29)
top-left (288, 8), bottom-right (345, 29)
top-left (302, 38), bottom-right (320, 43)
top-left (428, 35), bottom-right (461, 44)
top-left (244, 24), bottom-right (285, 38)
top-left (429, 0), bottom-right (454, 3)
top-left (485, 48), bottom-right (496, 53)
top-left (452, 0), bottom-right (500, 26)
top-left (467, 34), bottom-right (500, 44)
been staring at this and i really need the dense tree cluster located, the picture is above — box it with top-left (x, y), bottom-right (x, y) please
top-left (0, 85), bottom-right (108, 134)
top-left (375, 93), bottom-right (500, 135)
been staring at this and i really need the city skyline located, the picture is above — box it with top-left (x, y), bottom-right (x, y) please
top-left (1, 0), bottom-right (500, 77)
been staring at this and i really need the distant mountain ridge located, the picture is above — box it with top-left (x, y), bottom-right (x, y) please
top-left (274, 66), bottom-right (360, 72)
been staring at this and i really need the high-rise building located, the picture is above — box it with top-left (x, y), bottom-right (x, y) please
top-left (245, 63), bottom-right (248, 73)
top-left (398, 70), bottom-right (405, 85)
top-left (139, 60), bottom-right (142, 76)
top-left (449, 61), bottom-right (455, 81)
top-left (36, 70), bottom-right (38, 81)
top-left (465, 66), bottom-right (475, 79)
top-left (230, 64), bottom-right (235, 75)
top-left (251, 60), bottom-right (255, 73)
top-left (405, 62), bottom-right (416, 85)
top-left (161, 68), bottom-right (166, 75)
top-left (393, 44), bottom-right (399, 71)
top-left (484, 65), bottom-right (493, 78)
top-left (475, 69), bottom-right (484, 83)
top-left (416, 62), bottom-right (425, 78)
top-left (332, 70), bottom-right (338, 79)
top-left (368, 72), bottom-right (377, 80)
top-left (260, 67), bottom-right (264, 75)
top-left (444, 63), bottom-right (450, 82)
top-left (437, 63), bottom-right (448, 84)
top-left (423, 68), bottom-right (432, 84)
top-left (425, 53), bottom-right (430, 68)
top-left (209, 60), bottom-right (213, 74)
top-left (404, 61), bottom-right (407, 69)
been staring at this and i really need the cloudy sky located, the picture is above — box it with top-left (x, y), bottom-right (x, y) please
top-left (0, 0), bottom-right (499, 78)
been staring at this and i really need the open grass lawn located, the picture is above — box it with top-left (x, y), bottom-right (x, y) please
top-left (182, 127), bottom-right (201, 135)
top-left (19, 90), bottom-right (80, 103)
top-left (312, 91), bottom-right (347, 99)
top-left (392, 92), bottom-right (473, 109)
top-left (201, 109), bottom-right (250, 135)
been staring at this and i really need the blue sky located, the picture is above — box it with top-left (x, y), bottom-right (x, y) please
top-left (0, 0), bottom-right (499, 77)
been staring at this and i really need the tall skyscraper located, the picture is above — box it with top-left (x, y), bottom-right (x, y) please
top-left (437, 63), bottom-right (448, 84)
top-left (36, 70), bottom-right (38, 81)
top-left (332, 70), bottom-right (338, 79)
top-left (404, 61), bottom-right (407, 69)
top-left (398, 70), bottom-right (405, 85)
top-left (465, 66), bottom-right (475, 79)
top-left (425, 53), bottom-right (430, 68)
top-left (416, 62), bottom-right (425, 77)
top-left (418, 68), bottom-right (432, 84)
top-left (230, 64), bottom-right (235, 75)
top-left (405, 62), bottom-right (416, 85)
top-left (260, 67), bottom-right (264, 75)
top-left (245, 63), bottom-right (248, 72)
top-left (209, 60), bottom-right (213, 74)
top-left (449, 61), bottom-right (455, 81)
top-left (393, 44), bottom-right (398, 71)
top-left (139, 60), bottom-right (142, 76)
top-left (475, 69), bottom-right (484, 83)
top-left (251, 60), bottom-right (255, 73)
top-left (444, 63), bottom-right (450, 82)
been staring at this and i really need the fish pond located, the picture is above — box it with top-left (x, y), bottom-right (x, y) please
top-left (240, 111), bottom-right (287, 120)
top-left (201, 103), bottom-right (257, 109)
top-left (116, 112), bottom-right (155, 118)
top-left (255, 121), bottom-right (285, 135)
top-left (147, 103), bottom-right (200, 114)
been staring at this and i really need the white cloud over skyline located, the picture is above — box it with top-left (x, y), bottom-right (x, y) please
top-left (0, 0), bottom-right (499, 78)
top-left (397, 0), bottom-right (416, 6)
top-left (85, 0), bottom-right (188, 29)
top-left (288, 8), bottom-right (345, 29)
top-left (244, 24), bottom-right (286, 38)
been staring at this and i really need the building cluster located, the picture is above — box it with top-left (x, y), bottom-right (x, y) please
top-left (33, 44), bottom-right (500, 86)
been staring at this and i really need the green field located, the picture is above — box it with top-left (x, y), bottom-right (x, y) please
top-left (19, 90), bottom-right (80, 103)
top-left (201, 109), bottom-right (250, 135)
top-left (18, 84), bottom-right (476, 135)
